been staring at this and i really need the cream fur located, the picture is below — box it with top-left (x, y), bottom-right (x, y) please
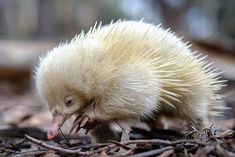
top-left (35, 20), bottom-right (225, 132)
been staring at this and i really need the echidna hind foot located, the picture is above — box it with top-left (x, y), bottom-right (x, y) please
top-left (186, 116), bottom-right (210, 132)
top-left (154, 93), bottom-right (213, 132)
top-left (183, 98), bottom-right (211, 131)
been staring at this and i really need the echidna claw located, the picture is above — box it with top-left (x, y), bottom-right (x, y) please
top-left (73, 116), bottom-right (82, 126)
top-left (69, 115), bottom-right (81, 134)
top-left (75, 125), bottom-right (82, 133)
top-left (70, 115), bottom-right (91, 134)
top-left (80, 116), bottom-right (89, 128)
top-left (85, 129), bottom-right (90, 135)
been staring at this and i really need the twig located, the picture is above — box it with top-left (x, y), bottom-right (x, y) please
top-left (0, 147), bottom-right (16, 153)
top-left (108, 140), bottom-right (131, 150)
top-left (12, 149), bottom-right (48, 157)
top-left (125, 139), bottom-right (205, 146)
top-left (82, 142), bottom-right (111, 149)
top-left (59, 128), bottom-right (70, 146)
top-left (119, 148), bottom-right (135, 156)
top-left (93, 144), bottom-right (116, 154)
top-left (71, 142), bottom-right (111, 150)
top-left (10, 138), bottom-right (26, 151)
top-left (25, 134), bottom-right (90, 155)
top-left (128, 146), bottom-right (174, 157)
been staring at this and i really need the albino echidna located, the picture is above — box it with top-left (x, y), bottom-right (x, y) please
top-left (35, 20), bottom-right (225, 142)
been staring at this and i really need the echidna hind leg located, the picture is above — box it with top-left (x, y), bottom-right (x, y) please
top-left (187, 116), bottom-right (210, 131)
top-left (186, 104), bottom-right (210, 131)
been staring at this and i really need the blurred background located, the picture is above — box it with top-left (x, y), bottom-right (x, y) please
top-left (0, 0), bottom-right (234, 132)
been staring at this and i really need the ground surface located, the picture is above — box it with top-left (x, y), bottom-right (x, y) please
top-left (0, 79), bottom-right (234, 157)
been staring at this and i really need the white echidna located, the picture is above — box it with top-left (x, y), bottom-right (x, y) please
top-left (35, 20), bottom-right (225, 142)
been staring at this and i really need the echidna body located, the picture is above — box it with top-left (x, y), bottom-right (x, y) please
top-left (35, 21), bottom-right (224, 141)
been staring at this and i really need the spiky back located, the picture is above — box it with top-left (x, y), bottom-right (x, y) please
top-left (72, 20), bottom-right (225, 116)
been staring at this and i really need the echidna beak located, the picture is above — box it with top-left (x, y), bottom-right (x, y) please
top-left (47, 113), bottom-right (68, 140)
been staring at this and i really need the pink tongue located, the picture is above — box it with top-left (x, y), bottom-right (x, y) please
top-left (47, 113), bottom-right (66, 140)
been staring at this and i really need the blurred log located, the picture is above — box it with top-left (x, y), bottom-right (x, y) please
top-left (0, 39), bottom-right (234, 81)
top-left (195, 39), bottom-right (235, 54)
top-left (0, 40), bottom-right (57, 79)
top-left (192, 41), bottom-right (235, 80)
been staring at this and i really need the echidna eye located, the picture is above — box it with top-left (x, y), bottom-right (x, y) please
top-left (65, 96), bottom-right (74, 107)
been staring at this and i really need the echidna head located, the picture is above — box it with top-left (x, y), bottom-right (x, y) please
top-left (35, 39), bottom-right (100, 139)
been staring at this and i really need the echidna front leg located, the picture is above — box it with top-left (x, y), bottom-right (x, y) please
top-left (90, 123), bottom-right (120, 143)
